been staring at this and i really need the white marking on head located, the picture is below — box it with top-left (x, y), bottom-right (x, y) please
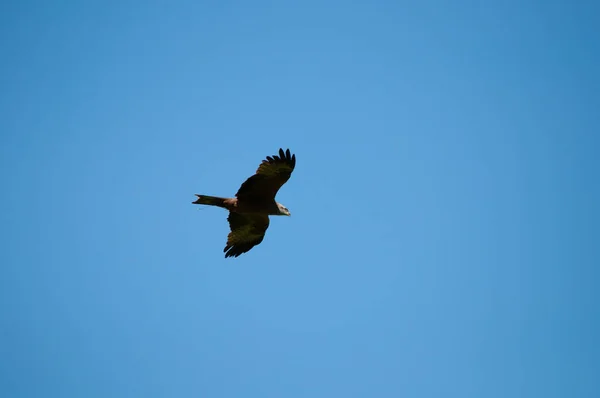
top-left (277, 203), bottom-right (291, 216)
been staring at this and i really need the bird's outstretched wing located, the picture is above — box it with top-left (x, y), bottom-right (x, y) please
top-left (236, 148), bottom-right (296, 201)
top-left (224, 212), bottom-right (270, 258)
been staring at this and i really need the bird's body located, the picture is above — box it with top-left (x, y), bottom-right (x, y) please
top-left (192, 148), bottom-right (296, 258)
top-left (193, 196), bottom-right (284, 216)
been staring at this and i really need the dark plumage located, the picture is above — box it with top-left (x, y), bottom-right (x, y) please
top-left (193, 148), bottom-right (296, 258)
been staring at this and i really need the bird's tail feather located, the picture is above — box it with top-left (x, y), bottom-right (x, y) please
top-left (192, 194), bottom-right (227, 208)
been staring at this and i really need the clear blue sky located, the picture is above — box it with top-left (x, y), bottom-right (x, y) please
top-left (1, 1), bottom-right (599, 397)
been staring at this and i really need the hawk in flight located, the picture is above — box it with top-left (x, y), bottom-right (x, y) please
top-left (193, 148), bottom-right (296, 258)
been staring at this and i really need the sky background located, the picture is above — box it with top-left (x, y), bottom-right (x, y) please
top-left (1, 1), bottom-right (599, 397)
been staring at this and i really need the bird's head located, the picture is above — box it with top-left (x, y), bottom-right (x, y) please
top-left (277, 202), bottom-right (291, 216)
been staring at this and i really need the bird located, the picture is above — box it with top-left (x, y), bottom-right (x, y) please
top-left (192, 148), bottom-right (296, 258)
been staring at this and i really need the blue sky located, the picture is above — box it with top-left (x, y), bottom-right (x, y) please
top-left (1, 1), bottom-right (599, 397)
